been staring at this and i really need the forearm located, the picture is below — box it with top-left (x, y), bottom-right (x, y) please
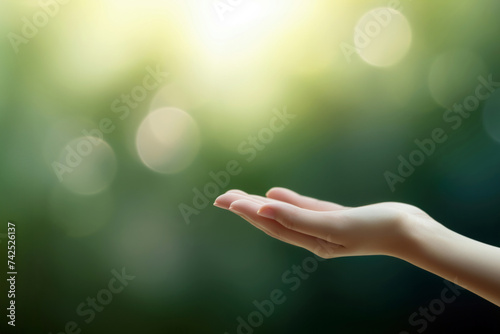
top-left (398, 217), bottom-right (500, 306)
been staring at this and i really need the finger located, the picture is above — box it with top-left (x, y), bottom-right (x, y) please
top-left (214, 192), bottom-right (269, 210)
top-left (226, 190), bottom-right (284, 205)
top-left (215, 190), bottom-right (286, 210)
top-left (229, 199), bottom-right (345, 256)
top-left (229, 199), bottom-right (304, 247)
top-left (266, 187), bottom-right (346, 211)
top-left (257, 201), bottom-right (343, 241)
top-left (226, 189), bottom-right (248, 195)
top-left (246, 194), bottom-right (286, 205)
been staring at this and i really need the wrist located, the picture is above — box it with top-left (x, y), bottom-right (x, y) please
top-left (390, 214), bottom-right (448, 261)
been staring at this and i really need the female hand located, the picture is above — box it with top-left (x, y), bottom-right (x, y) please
top-left (214, 187), bottom-right (437, 258)
top-left (214, 187), bottom-right (500, 306)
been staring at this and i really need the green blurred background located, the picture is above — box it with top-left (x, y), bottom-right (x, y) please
top-left (1, 0), bottom-right (500, 333)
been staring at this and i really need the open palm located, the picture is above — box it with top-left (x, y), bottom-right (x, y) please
top-left (214, 187), bottom-right (438, 258)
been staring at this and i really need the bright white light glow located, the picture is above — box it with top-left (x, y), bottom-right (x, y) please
top-left (187, 0), bottom-right (303, 44)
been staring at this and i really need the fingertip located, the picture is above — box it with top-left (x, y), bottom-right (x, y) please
top-left (228, 199), bottom-right (255, 213)
top-left (214, 193), bottom-right (235, 209)
top-left (266, 187), bottom-right (290, 198)
top-left (226, 189), bottom-right (247, 195)
top-left (213, 201), bottom-right (224, 209)
top-left (257, 205), bottom-right (276, 220)
top-left (258, 202), bottom-right (294, 218)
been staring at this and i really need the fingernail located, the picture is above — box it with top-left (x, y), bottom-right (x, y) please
top-left (257, 207), bottom-right (275, 220)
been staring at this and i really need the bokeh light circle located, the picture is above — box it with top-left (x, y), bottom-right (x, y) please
top-left (483, 90), bottom-right (500, 144)
top-left (56, 136), bottom-right (117, 195)
top-left (136, 107), bottom-right (200, 174)
top-left (354, 7), bottom-right (412, 67)
top-left (428, 50), bottom-right (487, 108)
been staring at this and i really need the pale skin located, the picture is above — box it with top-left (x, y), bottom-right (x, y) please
top-left (214, 187), bottom-right (500, 307)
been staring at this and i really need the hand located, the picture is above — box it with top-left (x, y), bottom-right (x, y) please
top-left (214, 187), bottom-right (439, 258)
top-left (214, 187), bottom-right (500, 306)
